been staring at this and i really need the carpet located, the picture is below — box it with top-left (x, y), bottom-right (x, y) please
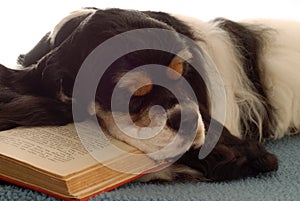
top-left (1, 134), bottom-right (299, 201)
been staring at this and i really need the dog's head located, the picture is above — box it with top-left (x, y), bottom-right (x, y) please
top-left (92, 47), bottom-right (208, 160)
top-left (73, 9), bottom-right (210, 160)
top-left (46, 9), bottom-right (209, 160)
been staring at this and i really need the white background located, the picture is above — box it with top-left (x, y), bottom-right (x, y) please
top-left (0, 0), bottom-right (299, 67)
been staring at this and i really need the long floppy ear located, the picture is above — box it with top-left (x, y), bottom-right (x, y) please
top-left (177, 110), bottom-right (278, 181)
top-left (0, 89), bottom-right (73, 131)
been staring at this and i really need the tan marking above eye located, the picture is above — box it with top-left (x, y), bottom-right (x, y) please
top-left (167, 56), bottom-right (184, 80)
top-left (133, 84), bottom-right (153, 96)
top-left (116, 71), bottom-right (153, 96)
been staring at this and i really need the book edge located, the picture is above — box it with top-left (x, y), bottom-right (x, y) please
top-left (0, 173), bottom-right (144, 201)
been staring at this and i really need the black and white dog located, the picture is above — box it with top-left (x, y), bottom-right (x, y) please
top-left (1, 8), bottom-right (299, 182)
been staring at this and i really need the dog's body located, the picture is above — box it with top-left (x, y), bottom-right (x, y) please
top-left (178, 16), bottom-right (300, 140)
top-left (1, 8), bottom-right (299, 182)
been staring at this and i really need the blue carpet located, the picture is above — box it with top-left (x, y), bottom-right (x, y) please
top-left (1, 134), bottom-right (299, 201)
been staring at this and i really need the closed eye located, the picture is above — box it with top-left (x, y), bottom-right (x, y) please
top-left (129, 96), bottom-right (145, 114)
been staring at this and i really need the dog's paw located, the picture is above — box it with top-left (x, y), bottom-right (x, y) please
top-left (17, 54), bottom-right (25, 66)
top-left (177, 135), bottom-right (278, 181)
top-left (204, 143), bottom-right (278, 181)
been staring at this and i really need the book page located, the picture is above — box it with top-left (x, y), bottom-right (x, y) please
top-left (0, 121), bottom-right (140, 177)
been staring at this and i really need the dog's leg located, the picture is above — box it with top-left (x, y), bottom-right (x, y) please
top-left (176, 112), bottom-right (278, 181)
top-left (17, 32), bottom-right (52, 67)
top-left (0, 89), bottom-right (72, 131)
top-left (140, 132), bottom-right (278, 182)
top-left (18, 9), bottom-right (95, 68)
top-left (0, 63), bottom-right (72, 130)
top-left (139, 109), bottom-right (278, 182)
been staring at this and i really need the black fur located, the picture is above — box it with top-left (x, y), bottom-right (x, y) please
top-left (142, 11), bottom-right (196, 40)
top-left (216, 18), bottom-right (274, 140)
top-left (177, 110), bottom-right (278, 181)
top-left (0, 8), bottom-right (278, 182)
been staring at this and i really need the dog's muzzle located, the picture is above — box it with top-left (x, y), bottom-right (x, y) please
top-left (167, 103), bottom-right (200, 135)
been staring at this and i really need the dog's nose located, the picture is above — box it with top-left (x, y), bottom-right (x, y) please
top-left (167, 106), bottom-right (199, 133)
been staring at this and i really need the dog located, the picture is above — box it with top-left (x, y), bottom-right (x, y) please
top-left (1, 7), bottom-right (299, 182)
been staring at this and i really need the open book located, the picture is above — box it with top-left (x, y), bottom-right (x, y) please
top-left (0, 121), bottom-right (162, 200)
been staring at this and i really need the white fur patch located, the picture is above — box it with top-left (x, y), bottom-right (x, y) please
top-left (176, 49), bottom-right (193, 60)
top-left (175, 15), bottom-right (300, 140)
top-left (95, 103), bottom-right (205, 161)
top-left (255, 19), bottom-right (300, 138)
top-left (116, 71), bottom-right (153, 96)
top-left (50, 8), bottom-right (96, 45)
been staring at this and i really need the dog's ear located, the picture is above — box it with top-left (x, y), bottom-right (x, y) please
top-left (0, 90), bottom-right (73, 131)
top-left (116, 71), bottom-right (153, 96)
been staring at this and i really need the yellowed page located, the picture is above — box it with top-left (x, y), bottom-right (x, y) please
top-left (0, 121), bottom-right (139, 176)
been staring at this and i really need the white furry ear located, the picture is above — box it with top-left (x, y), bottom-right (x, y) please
top-left (117, 71), bottom-right (153, 96)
